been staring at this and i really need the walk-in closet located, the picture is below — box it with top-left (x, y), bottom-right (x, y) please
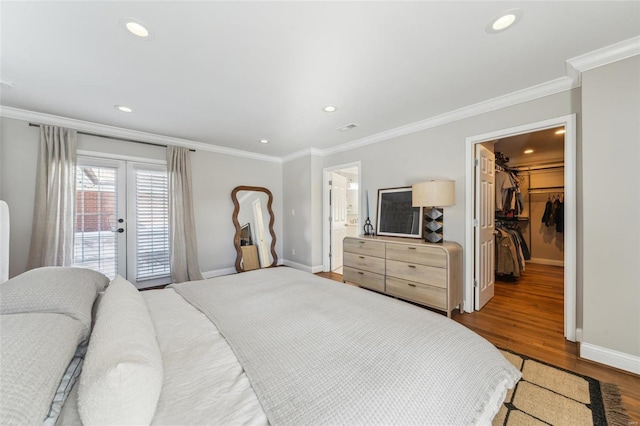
top-left (493, 126), bottom-right (565, 285)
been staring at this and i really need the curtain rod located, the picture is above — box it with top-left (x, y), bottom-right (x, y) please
top-left (28, 123), bottom-right (195, 152)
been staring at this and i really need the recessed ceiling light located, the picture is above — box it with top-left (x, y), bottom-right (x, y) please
top-left (115, 105), bottom-right (133, 113)
top-left (323, 105), bottom-right (337, 113)
top-left (524, 149), bottom-right (534, 154)
top-left (121, 18), bottom-right (154, 40)
top-left (259, 139), bottom-right (269, 144)
top-left (486, 9), bottom-right (522, 34)
top-left (555, 129), bottom-right (566, 135)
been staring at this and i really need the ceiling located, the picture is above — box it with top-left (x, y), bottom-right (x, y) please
top-left (1, 2), bottom-right (639, 158)
top-left (494, 127), bottom-right (565, 166)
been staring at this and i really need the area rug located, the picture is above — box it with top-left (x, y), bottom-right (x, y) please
top-left (494, 348), bottom-right (631, 426)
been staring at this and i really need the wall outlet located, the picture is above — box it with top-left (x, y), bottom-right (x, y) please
top-left (292, 249), bottom-right (296, 256)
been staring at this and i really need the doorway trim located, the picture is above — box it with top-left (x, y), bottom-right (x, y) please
top-left (322, 161), bottom-right (362, 272)
top-left (464, 114), bottom-right (577, 341)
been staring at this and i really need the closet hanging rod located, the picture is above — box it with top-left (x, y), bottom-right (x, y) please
top-left (28, 123), bottom-right (196, 152)
top-left (528, 186), bottom-right (564, 191)
top-left (515, 164), bottom-right (564, 171)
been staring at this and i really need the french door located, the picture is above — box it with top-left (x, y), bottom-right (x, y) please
top-left (74, 156), bottom-right (171, 287)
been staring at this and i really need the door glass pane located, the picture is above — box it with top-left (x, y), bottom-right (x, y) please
top-left (74, 165), bottom-right (118, 279)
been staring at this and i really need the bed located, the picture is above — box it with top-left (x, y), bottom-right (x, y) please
top-left (0, 266), bottom-right (521, 425)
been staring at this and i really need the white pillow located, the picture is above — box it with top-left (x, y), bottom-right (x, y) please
top-left (78, 276), bottom-right (163, 425)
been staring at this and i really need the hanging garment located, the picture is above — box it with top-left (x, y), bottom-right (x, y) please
top-left (555, 201), bottom-right (564, 233)
top-left (495, 228), bottom-right (521, 277)
top-left (546, 199), bottom-right (560, 227)
top-left (541, 200), bottom-right (553, 224)
top-left (495, 171), bottom-right (510, 211)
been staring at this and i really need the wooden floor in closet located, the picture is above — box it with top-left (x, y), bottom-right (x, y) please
top-left (316, 262), bottom-right (640, 422)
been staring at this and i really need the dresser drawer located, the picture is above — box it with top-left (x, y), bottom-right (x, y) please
top-left (386, 276), bottom-right (447, 310)
top-left (386, 259), bottom-right (447, 288)
top-left (343, 252), bottom-right (385, 275)
top-left (344, 238), bottom-right (385, 258)
top-left (343, 267), bottom-right (385, 293)
top-left (386, 243), bottom-right (446, 268)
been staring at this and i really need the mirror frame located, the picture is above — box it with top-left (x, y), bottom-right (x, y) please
top-left (232, 185), bottom-right (278, 272)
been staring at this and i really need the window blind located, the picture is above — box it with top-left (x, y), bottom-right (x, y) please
top-left (135, 168), bottom-right (170, 281)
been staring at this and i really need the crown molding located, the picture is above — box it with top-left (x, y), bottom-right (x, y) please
top-left (321, 76), bottom-right (576, 157)
top-left (567, 35), bottom-right (640, 75)
top-left (282, 147), bottom-right (324, 163)
top-left (0, 106), bottom-right (282, 164)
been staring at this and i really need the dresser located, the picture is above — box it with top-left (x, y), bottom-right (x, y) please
top-left (343, 236), bottom-right (463, 317)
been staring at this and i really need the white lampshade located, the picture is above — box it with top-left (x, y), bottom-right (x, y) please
top-left (412, 180), bottom-right (455, 207)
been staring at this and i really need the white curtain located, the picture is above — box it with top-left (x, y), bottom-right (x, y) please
top-left (27, 125), bottom-right (77, 269)
top-left (167, 146), bottom-right (203, 283)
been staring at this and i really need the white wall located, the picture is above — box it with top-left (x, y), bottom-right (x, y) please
top-left (0, 116), bottom-right (283, 278)
top-left (282, 155), bottom-right (317, 269)
top-left (582, 55), bottom-right (640, 361)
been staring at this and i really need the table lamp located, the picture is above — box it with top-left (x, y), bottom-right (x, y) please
top-left (412, 180), bottom-right (455, 243)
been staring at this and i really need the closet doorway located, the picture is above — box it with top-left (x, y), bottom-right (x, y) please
top-left (464, 115), bottom-right (577, 342)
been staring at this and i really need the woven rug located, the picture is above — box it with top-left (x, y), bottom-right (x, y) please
top-left (494, 349), bottom-right (630, 426)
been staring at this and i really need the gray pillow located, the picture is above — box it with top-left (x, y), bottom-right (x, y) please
top-left (0, 313), bottom-right (85, 426)
top-left (0, 267), bottom-right (109, 340)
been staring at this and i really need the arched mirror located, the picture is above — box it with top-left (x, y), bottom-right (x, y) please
top-left (232, 186), bottom-right (278, 272)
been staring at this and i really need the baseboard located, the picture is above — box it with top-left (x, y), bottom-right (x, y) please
top-left (575, 328), bottom-right (583, 342)
top-left (580, 342), bottom-right (640, 375)
top-left (201, 267), bottom-right (237, 279)
top-left (282, 259), bottom-right (324, 274)
top-left (528, 258), bottom-right (565, 267)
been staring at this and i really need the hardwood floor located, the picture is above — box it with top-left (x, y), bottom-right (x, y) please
top-left (316, 263), bottom-right (640, 422)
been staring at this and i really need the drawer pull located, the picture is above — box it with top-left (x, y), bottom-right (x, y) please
top-left (359, 256), bottom-right (365, 259)
top-left (408, 247), bottom-right (416, 250)
top-left (408, 265), bottom-right (416, 268)
top-left (358, 241), bottom-right (365, 244)
top-left (358, 271), bottom-right (364, 275)
top-left (408, 283), bottom-right (416, 287)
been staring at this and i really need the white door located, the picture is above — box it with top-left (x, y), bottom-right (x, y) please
top-left (474, 144), bottom-right (496, 310)
top-left (331, 173), bottom-right (348, 271)
top-left (75, 157), bottom-right (171, 287)
top-left (75, 158), bottom-right (127, 280)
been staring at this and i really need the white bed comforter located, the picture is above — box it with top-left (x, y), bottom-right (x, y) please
top-left (168, 267), bottom-right (521, 426)
top-left (143, 289), bottom-right (267, 426)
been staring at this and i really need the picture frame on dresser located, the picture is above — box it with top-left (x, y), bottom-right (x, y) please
top-left (376, 187), bottom-right (422, 238)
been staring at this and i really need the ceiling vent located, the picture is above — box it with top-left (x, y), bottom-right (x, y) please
top-left (338, 123), bottom-right (358, 132)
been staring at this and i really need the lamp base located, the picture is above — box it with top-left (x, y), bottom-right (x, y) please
top-left (423, 207), bottom-right (444, 243)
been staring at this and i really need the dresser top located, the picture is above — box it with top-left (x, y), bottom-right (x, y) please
top-left (345, 235), bottom-right (462, 252)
